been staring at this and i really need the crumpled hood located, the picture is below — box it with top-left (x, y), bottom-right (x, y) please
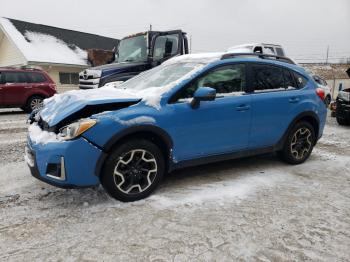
top-left (39, 86), bottom-right (141, 127)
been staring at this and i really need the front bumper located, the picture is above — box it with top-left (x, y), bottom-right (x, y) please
top-left (25, 136), bottom-right (102, 188)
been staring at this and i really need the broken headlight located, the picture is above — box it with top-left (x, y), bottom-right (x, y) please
top-left (59, 119), bottom-right (97, 140)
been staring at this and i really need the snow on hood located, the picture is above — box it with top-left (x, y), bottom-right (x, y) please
top-left (40, 86), bottom-right (140, 126)
top-left (0, 18), bottom-right (88, 66)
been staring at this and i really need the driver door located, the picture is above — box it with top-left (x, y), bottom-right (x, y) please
top-left (151, 31), bottom-right (183, 65)
top-left (166, 63), bottom-right (252, 162)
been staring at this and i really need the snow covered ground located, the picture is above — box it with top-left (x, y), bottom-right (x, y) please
top-left (0, 108), bottom-right (349, 261)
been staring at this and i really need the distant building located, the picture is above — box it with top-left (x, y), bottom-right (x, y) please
top-left (0, 17), bottom-right (119, 92)
top-left (301, 63), bottom-right (350, 98)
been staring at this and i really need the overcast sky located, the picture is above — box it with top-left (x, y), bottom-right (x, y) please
top-left (1, 0), bottom-right (349, 62)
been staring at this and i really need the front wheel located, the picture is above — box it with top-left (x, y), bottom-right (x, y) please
top-left (279, 121), bottom-right (315, 165)
top-left (101, 139), bottom-right (165, 202)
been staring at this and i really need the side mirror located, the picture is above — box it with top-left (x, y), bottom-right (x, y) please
top-left (191, 87), bottom-right (216, 109)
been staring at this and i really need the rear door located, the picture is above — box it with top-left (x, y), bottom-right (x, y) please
top-left (1, 71), bottom-right (29, 106)
top-left (26, 72), bottom-right (48, 93)
top-left (248, 63), bottom-right (302, 148)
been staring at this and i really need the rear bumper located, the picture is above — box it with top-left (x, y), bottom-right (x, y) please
top-left (25, 136), bottom-right (102, 188)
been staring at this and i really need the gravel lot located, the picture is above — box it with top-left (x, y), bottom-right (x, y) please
top-left (0, 108), bottom-right (349, 261)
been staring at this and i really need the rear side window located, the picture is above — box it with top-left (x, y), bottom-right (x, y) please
top-left (2, 72), bottom-right (27, 83)
top-left (27, 72), bottom-right (47, 83)
top-left (276, 48), bottom-right (284, 56)
top-left (283, 69), bottom-right (297, 89)
top-left (252, 65), bottom-right (284, 91)
top-left (292, 72), bottom-right (308, 89)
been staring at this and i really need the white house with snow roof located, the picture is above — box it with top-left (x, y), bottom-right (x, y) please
top-left (0, 17), bottom-right (119, 92)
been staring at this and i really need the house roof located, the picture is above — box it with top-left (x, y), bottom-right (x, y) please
top-left (301, 63), bottom-right (350, 80)
top-left (0, 17), bottom-right (119, 67)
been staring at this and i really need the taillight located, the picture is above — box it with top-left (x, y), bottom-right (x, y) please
top-left (316, 88), bottom-right (325, 101)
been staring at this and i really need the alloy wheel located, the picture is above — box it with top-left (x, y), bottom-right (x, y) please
top-left (113, 149), bottom-right (158, 194)
top-left (30, 98), bottom-right (43, 111)
top-left (290, 127), bottom-right (312, 160)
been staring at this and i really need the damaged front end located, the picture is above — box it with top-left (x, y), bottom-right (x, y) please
top-left (29, 100), bottom-right (141, 134)
top-left (25, 90), bottom-right (141, 188)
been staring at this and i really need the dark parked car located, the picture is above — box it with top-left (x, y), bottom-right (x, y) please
top-left (335, 88), bottom-right (350, 125)
top-left (0, 68), bottom-right (56, 112)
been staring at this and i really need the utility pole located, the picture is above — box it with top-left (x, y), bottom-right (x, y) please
top-left (149, 24), bottom-right (152, 31)
top-left (326, 45), bottom-right (329, 64)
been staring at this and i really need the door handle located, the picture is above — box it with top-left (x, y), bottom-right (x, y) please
top-left (24, 86), bottom-right (32, 89)
top-left (236, 104), bottom-right (250, 111)
top-left (289, 97), bottom-right (300, 103)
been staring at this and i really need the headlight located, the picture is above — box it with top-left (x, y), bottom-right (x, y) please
top-left (59, 119), bottom-right (97, 140)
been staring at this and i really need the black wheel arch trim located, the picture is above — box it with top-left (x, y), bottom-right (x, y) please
top-left (275, 110), bottom-right (320, 150)
top-left (94, 125), bottom-right (173, 177)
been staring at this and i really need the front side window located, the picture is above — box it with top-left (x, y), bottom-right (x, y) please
top-left (153, 34), bottom-right (179, 60)
top-left (117, 35), bottom-right (148, 63)
top-left (252, 65), bottom-right (284, 91)
top-left (178, 64), bottom-right (246, 99)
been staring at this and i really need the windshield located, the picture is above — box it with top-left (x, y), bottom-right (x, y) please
top-left (117, 35), bottom-right (148, 63)
top-left (118, 62), bottom-right (205, 92)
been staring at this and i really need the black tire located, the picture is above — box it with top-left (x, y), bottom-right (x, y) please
top-left (279, 121), bottom-right (315, 165)
top-left (101, 139), bottom-right (165, 202)
top-left (25, 96), bottom-right (44, 113)
top-left (336, 117), bottom-right (350, 126)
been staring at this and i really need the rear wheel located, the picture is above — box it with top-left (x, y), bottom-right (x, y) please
top-left (279, 121), bottom-right (315, 164)
top-left (101, 139), bottom-right (165, 202)
top-left (25, 96), bottom-right (44, 113)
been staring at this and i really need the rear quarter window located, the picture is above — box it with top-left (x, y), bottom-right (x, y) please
top-left (292, 72), bottom-right (308, 89)
top-left (27, 72), bottom-right (47, 83)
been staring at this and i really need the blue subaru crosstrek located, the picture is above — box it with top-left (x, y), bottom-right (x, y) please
top-left (26, 53), bottom-right (327, 202)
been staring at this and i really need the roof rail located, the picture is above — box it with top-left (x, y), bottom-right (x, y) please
top-left (221, 53), bottom-right (295, 65)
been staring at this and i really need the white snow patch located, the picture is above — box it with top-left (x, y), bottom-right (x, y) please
top-left (118, 116), bottom-right (156, 126)
top-left (0, 18), bottom-right (88, 66)
top-left (28, 123), bottom-right (62, 144)
top-left (163, 52), bottom-right (223, 65)
top-left (44, 86), bottom-right (137, 106)
top-left (150, 171), bottom-right (287, 208)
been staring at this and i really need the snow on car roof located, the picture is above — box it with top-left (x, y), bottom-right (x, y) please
top-left (163, 52), bottom-right (223, 65)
